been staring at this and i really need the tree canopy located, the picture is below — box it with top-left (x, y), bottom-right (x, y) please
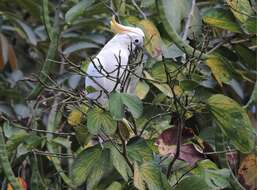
top-left (0, 0), bottom-right (256, 189)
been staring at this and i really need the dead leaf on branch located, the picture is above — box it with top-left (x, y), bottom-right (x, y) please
top-left (238, 154), bottom-right (257, 190)
top-left (0, 33), bottom-right (17, 71)
top-left (155, 127), bottom-right (207, 166)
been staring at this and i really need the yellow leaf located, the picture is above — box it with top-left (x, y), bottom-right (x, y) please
top-left (67, 109), bottom-right (83, 126)
top-left (144, 71), bottom-right (182, 97)
top-left (138, 20), bottom-right (162, 58)
top-left (135, 81), bottom-right (150, 99)
top-left (205, 56), bottom-right (232, 86)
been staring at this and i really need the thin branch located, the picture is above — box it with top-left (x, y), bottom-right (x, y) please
top-left (166, 120), bottom-right (184, 178)
top-left (139, 112), bottom-right (172, 136)
top-left (32, 149), bottom-right (73, 158)
top-left (117, 122), bottom-right (134, 173)
top-left (131, 0), bottom-right (147, 19)
top-left (182, 0), bottom-right (196, 41)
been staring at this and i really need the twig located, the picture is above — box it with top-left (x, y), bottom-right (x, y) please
top-left (182, 0), bottom-right (196, 41)
top-left (32, 149), bottom-right (73, 158)
top-left (139, 112), bottom-right (172, 136)
top-left (27, 1), bottom-right (61, 99)
top-left (1, 115), bottom-right (75, 136)
top-left (117, 122), bottom-right (134, 173)
top-left (131, 0), bottom-right (147, 19)
top-left (172, 165), bottom-right (197, 187)
top-left (166, 120), bottom-right (183, 178)
top-left (158, 1), bottom-right (209, 59)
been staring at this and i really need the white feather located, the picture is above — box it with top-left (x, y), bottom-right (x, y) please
top-left (85, 31), bottom-right (144, 105)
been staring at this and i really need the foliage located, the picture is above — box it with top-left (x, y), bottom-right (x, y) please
top-left (0, 0), bottom-right (256, 189)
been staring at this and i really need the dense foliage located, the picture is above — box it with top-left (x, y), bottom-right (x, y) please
top-left (0, 0), bottom-right (256, 189)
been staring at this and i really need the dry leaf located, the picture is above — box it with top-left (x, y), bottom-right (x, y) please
top-left (155, 127), bottom-right (205, 166)
top-left (238, 154), bottom-right (257, 190)
top-left (7, 177), bottom-right (28, 190)
top-left (0, 33), bottom-right (17, 71)
top-left (8, 45), bottom-right (17, 70)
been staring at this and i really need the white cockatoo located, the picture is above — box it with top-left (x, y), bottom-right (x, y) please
top-left (85, 16), bottom-right (145, 105)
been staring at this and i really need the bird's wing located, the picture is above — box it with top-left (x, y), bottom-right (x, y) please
top-left (85, 45), bottom-right (130, 102)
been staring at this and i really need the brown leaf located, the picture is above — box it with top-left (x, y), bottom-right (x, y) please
top-left (0, 44), bottom-right (4, 70)
top-left (238, 154), bottom-right (257, 190)
top-left (8, 45), bottom-right (17, 70)
top-left (0, 33), bottom-right (9, 70)
top-left (179, 144), bottom-right (204, 166)
top-left (155, 127), bottom-right (205, 166)
top-left (156, 127), bottom-right (194, 146)
top-left (0, 33), bottom-right (17, 71)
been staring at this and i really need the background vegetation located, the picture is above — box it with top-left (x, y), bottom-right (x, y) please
top-left (0, 0), bottom-right (256, 189)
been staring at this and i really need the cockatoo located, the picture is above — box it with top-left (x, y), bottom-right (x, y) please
top-left (85, 16), bottom-right (145, 105)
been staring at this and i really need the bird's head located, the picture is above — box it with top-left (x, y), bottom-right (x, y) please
top-left (110, 16), bottom-right (144, 51)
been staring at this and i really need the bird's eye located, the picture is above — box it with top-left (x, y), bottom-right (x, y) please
top-left (134, 39), bottom-right (139, 43)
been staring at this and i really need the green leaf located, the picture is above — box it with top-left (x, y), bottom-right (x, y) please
top-left (134, 162), bottom-right (145, 190)
top-left (110, 147), bottom-right (130, 181)
top-left (71, 146), bottom-right (102, 185)
top-left (141, 0), bottom-right (155, 8)
top-left (73, 125), bottom-right (91, 146)
top-left (87, 149), bottom-right (110, 190)
top-left (6, 129), bottom-right (29, 153)
top-left (225, 0), bottom-right (254, 23)
top-left (233, 44), bottom-right (256, 69)
top-left (109, 92), bottom-right (124, 120)
top-left (174, 176), bottom-right (210, 190)
top-left (0, 127), bottom-right (23, 190)
top-left (65, 0), bottom-right (95, 24)
top-left (159, 0), bottom-right (201, 36)
top-left (204, 169), bottom-right (231, 189)
top-left (144, 71), bottom-right (172, 97)
top-left (87, 107), bottom-right (117, 135)
top-left (51, 137), bottom-right (71, 149)
top-left (180, 80), bottom-right (199, 91)
top-left (245, 81), bottom-right (257, 108)
top-left (109, 92), bottom-right (143, 120)
top-left (127, 138), bottom-right (153, 162)
top-left (106, 181), bottom-right (122, 190)
top-left (149, 61), bottom-right (177, 82)
top-left (242, 17), bottom-right (257, 33)
top-left (203, 8), bottom-right (242, 33)
top-left (15, 0), bottom-right (42, 19)
top-left (121, 93), bottom-right (143, 119)
top-left (30, 157), bottom-right (46, 190)
top-left (140, 162), bottom-right (163, 190)
top-left (208, 94), bottom-right (255, 153)
top-left (193, 160), bottom-right (231, 189)
top-left (15, 19), bottom-right (38, 45)
top-left (112, 0), bottom-right (126, 16)
top-left (23, 134), bottom-right (43, 150)
top-left (144, 71), bottom-right (182, 97)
